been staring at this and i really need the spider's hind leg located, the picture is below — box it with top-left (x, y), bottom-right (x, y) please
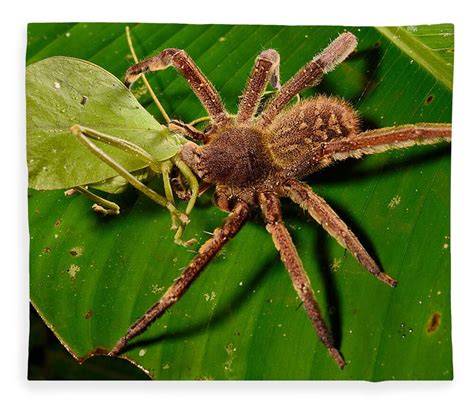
top-left (282, 179), bottom-right (397, 287)
top-left (258, 191), bottom-right (345, 368)
top-left (316, 123), bottom-right (452, 166)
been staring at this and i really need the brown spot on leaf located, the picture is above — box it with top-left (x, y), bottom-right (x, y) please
top-left (54, 218), bottom-right (62, 228)
top-left (427, 312), bottom-right (441, 334)
top-left (85, 310), bottom-right (93, 320)
top-left (426, 95), bottom-right (434, 104)
top-left (70, 246), bottom-right (83, 257)
top-left (42, 247), bottom-right (51, 254)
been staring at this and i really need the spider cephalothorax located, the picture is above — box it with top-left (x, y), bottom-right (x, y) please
top-left (111, 32), bottom-right (451, 368)
top-left (180, 95), bottom-right (360, 204)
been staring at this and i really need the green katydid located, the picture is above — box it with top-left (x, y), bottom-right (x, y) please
top-left (26, 29), bottom-right (200, 246)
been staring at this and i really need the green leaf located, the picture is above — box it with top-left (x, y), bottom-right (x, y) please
top-left (28, 23), bottom-right (452, 380)
top-left (27, 56), bottom-right (181, 190)
top-left (376, 24), bottom-right (454, 90)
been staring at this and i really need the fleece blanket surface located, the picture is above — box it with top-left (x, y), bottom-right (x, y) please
top-left (27, 23), bottom-right (452, 380)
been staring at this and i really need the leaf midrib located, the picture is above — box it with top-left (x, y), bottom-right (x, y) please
top-left (376, 26), bottom-right (453, 91)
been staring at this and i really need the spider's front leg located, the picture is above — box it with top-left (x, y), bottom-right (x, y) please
top-left (259, 32), bottom-right (358, 126)
top-left (258, 191), bottom-right (345, 368)
top-left (124, 48), bottom-right (231, 128)
top-left (168, 120), bottom-right (207, 143)
top-left (237, 49), bottom-right (280, 124)
top-left (109, 200), bottom-right (250, 356)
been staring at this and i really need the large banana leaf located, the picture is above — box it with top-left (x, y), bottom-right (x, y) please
top-left (27, 23), bottom-right (452, 380)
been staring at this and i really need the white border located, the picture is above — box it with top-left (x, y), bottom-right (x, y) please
top-left (3, 0), bottom-right (473, 406)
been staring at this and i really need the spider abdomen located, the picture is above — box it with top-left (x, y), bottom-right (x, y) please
top-left (266, 96), bottom-right (359, 177)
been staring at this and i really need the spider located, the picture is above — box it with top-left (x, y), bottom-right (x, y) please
top-left (108, 32), bottom-right (451, 368)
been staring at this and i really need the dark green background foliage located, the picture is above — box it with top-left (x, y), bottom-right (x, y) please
top-left (27, 23), bottom-right (452, 380)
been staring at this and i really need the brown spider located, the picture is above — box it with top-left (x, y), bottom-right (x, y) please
top-left (109, 32), bottom-right (451, 368)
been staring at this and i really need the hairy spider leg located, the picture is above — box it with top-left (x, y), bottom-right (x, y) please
top-left (124, 49), bottom-right (231, 128)
top-left (109, 200), bottom-right (250, 356)
top-left (283, 179), bottom-right (397, 287)
top-left (168, 120), bottom-right (207, 142)
top-left (314, 123), bottom-right (452, 168)
top-left (237, 49), bottom-right (281, 124)
top-left (258, 192), bottom-right (345, 368)
top-left (259, 32), bottom-right (358, 126)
